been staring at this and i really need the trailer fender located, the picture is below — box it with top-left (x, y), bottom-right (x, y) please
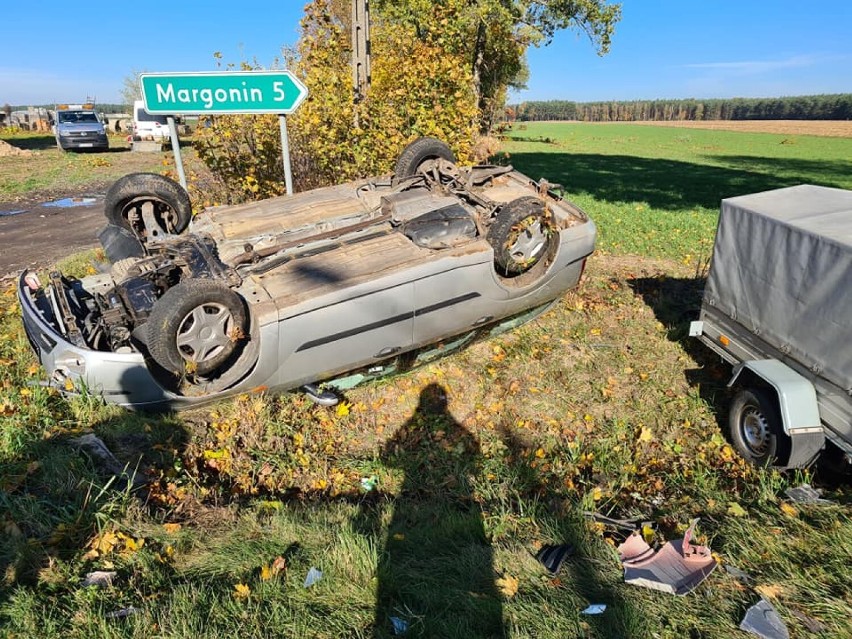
top-left (728, 359), bottom-right (824, 468)
top-left (729, 360), bottom-right (821, 433)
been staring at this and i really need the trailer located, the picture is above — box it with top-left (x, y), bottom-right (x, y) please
top-left (690, 184), bottom-right (852, 469)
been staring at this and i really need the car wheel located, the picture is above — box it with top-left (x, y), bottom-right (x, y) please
top-left (104, 173), bottom-right (192, 244)
top-left (146, 279), bottom-right (248, 377)
top-left (728, 388), bottom-right (790, 466)
top-left (393, 137), bottom-right (456, 182)
top-left (487, 196), bottom-right (556, 277)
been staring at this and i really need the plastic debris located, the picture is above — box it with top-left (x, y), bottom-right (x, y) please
top-left (581, 604), bottom-right (607, 615)
top-left (69, 434), bottom-right (144, 490)
top-left (303, 566), bottom-right (323, 588)
top-left (0, 209), bottom-right (27, 217)
top-left (105, 606), bottom-right (140, 619)
top-left (360, 475), bottom-right (378, 491)
top-left (390, 616), bottom-right (409, 635)
top-left (740, 599), bottom-right (790, 639)
top-left (535, 544), bottom-right (574, 574)
top-left (723, 563), bottom-right (753, 584)
top-left (617, 518), bottom-right (717, 596)
top-left (784, 484), bottom-right (833, 505)
top-left (42, 197), bottom-right (98, 208)
top-left (83, 571), bottom-right (117, 588)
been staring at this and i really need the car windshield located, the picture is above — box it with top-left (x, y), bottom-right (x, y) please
top-left (58, 111), bottom-right (99, 123)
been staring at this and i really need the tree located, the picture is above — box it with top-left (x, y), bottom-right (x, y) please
top-left (374, 0), bottom-right (621, 130)
top-left (120, 70), bottom-right (145, 108)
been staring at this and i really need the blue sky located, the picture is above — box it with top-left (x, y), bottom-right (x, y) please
top-left (1, 1), bottom-right (849, 105)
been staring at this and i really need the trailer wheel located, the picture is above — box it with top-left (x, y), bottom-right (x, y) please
top-left (728, 388), bottom-right (790, 466)
top-left (146, 279), bottom-right (247, 377)
top-left (104, 173), bottom-right (192, 244)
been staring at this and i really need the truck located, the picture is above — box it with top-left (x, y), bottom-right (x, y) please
top-left (690, 184), bottom-right (852, 470)
top-left (53, 103), bottom-right (109, 151)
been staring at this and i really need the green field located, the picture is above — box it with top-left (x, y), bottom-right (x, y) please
top-left (504, 121), bottom-right (852, 261)
top-left (1, 123), bottom-right (850, 638)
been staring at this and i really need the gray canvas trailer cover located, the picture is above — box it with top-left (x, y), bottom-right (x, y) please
top-left (705, 184), bottom-right (852, 393)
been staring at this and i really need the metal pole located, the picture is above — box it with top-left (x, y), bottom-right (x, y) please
top-left (279, 114), bottom-right (293, 196)
top-left (166, 116), bottom-right (187, 190)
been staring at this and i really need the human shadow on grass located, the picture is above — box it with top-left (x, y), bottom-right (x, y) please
top-left (356, 383), bottom-right (505, 638)
top-left (507, 152), bottom-right (851, 211)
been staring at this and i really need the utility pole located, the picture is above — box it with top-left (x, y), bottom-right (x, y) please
top-left (352, 0), bottom-right (371, 122)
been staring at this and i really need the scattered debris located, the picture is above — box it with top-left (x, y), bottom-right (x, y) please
top-left (535, 544), bottom-right (574, 574)
top-left (42, 197), bottom-right (98, 208)
top-left (784, 484), bottom-right (833, 505)
top-left (82, 571), bottom-right (117, 588)
top-left (723, 563), bottom-right (753, 584)
top-left (584, 511), bottom-right (643, 531)
top-left (105, 606), bottom-right (140, 620)
top-left (68, 433), bottom-right (143, 490)
top-left (303, 566), bottom-right (323, 588)
top-left (740, 599), bottom-right (790, 639)
top-left (0, 209), bottom-right (27, 217)
top-left (617, 519), bottom-right (717, 596)
top-left (390, 616), bottom-right (409, 635)
top-left (360, 475), bottom-right (378, 491)
top-left (581, 604), bottom-right (607, 615)
top-left (791, 609), bottom-right (827, 634)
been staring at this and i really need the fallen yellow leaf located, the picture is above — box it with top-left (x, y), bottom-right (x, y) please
top-left (163, 523), bottom-right (182, 534)
top-left (779, 502), bottom-right (798, 518)
top-left (336, 402), bottom-right (351, 417)
top-left (755, 583), bottom-right (787, 600)
top-left (233, 583), bottom-right (251, 599)
top-left (496, 574), bottom-right (519, 598)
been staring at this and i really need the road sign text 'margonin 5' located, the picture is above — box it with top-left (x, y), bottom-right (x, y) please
top-left (140, 71), bottom-right (309, 115)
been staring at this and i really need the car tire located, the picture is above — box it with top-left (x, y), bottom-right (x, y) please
top-left (393, 137), bottom-right (456, 182)
top-left (146, 279), bottom-right (248, 377)
top-left (487, 196), bottom-right (556, 277)
top-left (728, 387), bottom-right (791, 466)
top-left (104, 173), bottom-right (192, 243)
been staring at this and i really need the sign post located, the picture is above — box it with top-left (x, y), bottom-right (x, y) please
top-left (140, 71), bottom-right (309, 195)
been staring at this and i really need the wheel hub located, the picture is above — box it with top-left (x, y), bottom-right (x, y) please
top-left (509, 218), bottom-right (547, 265)
top-left (741, 407), bottom-right (770, 455)
top-left (176, 303), bottom-right (233, 364)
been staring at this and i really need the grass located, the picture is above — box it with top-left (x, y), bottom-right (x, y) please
top-left (0, 131), bottom-right (166, 200)
top-left (1, 123), bottom-right (851, 638)
top-left (502, 121), bottom-right (852, 261)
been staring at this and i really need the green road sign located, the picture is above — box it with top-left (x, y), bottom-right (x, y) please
top-left (139, 71), bottom-right (309, 115)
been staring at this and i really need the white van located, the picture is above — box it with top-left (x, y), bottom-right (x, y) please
top-left (132, 100), bottom-right (170, 141)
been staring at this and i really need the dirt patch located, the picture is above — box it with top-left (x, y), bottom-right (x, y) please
top-left (627, 119), bottom-right (852, 138)
top-left (0, 184), bottom-right (109, 280)
top-left (0, 139), bottom-right (33, 157)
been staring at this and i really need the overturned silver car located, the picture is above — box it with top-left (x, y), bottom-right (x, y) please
top-left (19, 138), bottom-right (596, 410)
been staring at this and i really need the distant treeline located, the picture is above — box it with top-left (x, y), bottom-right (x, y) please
top-left (8, 103), bottom-right (128, 112)
top-left (509, 94), bottom-right (852, 122)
